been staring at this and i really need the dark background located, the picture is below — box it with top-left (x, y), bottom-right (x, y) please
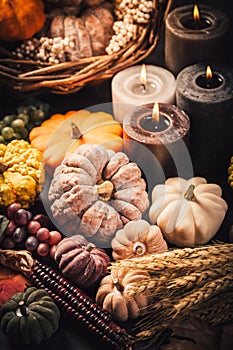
top-left (0, 0), bottom-right (233, 349)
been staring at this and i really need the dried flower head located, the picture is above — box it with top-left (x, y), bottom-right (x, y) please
top-left (106, 0), bottom-right (153, 54)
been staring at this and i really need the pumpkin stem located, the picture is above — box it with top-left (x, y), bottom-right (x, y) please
top-left (17, 300), bottom-right (29, 317)
top-left (95, 180), bottom-right (114, 201)
top-left (0, 161), bottom-right (9, 173)
top-left (85, 243), bottom-right (95, 252)
top-left (184, 184), bottom-right (195, 201)
top-left (71, 122), bottom-right (82, 139)
top-left (133, 242), bottom-right (146, 255)
top-left (112, 277), bottom-right (124, 292)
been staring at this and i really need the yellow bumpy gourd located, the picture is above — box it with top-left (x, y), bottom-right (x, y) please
top-left (0, 140), bottom-right (44, 208)
top-left (228, 156), bottom-right (233, 189)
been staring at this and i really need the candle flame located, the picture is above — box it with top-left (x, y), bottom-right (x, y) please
top-left (206, 65), bottom-right (212, 79)
top-left (193, 5), bottom-right (200, 21)
top-left (140, 64), bottom-right (147, 87)
top-left (152, 102), bottom-right (160, 122)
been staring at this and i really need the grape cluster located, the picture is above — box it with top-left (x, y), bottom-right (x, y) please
top-left (0, 104), bottom-right (48, 144)
top-left (1, 203), bottom-right (62, 258)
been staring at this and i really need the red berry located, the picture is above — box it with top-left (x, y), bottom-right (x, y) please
top-left (36, 227), bottom-right (50, 242)
top-left (37, 242), bottom-right (50, 257)
top-left (27, 220), bottom-right (41, 234)
top-left (48, 231), bottom-right (62, 245)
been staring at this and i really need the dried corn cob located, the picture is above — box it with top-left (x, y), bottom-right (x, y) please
top-left (30, 261), bottom-right (134, 350)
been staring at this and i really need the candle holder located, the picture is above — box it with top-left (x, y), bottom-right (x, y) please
top-left (165, 5), bottom-right (229, 75)
top-left (123, 103), bottom-right (192, 194)
top-left (176, 63), bottom-right (233, 177)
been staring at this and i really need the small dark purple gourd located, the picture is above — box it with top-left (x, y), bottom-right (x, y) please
top-left (54, 234), bottom-right (110, 288)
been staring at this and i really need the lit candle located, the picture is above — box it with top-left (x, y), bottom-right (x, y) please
top-left (111, 64), bottom-right (176, 123)
top-left (195, 65), bottom-right (223, 89)
top-left (165, 4), bottom-right (229, 75)
top-left (123, 103), bottom-right (191, 193)
top-left (139, 102), bottom-right (170, 132)
top-left (176, 63), bottom-right (233, 176)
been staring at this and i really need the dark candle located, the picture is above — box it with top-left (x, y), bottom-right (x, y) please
top-left (181, 5), bottom-right (211, 30)
top-left (123, 103), bottom-right (191, 194)
top-left (165, 5), bottom-right (229, 75)
top-left (196, 73), bottom-right (223, 89)
top-left (140, 114), bottom-right (170, 132)
top-left (181, 15), bottom-right (211, 30)
top-left (176, 63), bottom-right (233, 176)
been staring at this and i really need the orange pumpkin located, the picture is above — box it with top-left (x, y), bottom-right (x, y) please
top-left (29, 110), bottom-right (123, 172)
top-left (0, 0), bottom-right (46, 41)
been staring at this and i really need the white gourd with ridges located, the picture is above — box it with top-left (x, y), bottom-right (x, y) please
top-left (149, 177), bottom-right (228, 247)
top-left (111, 219), bottom-right (168, 260)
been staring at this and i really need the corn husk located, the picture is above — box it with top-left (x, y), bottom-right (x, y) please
top-left (0, 248), bottom-right (34, 279)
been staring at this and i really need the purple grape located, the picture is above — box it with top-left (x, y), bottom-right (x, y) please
top-left (14, 209), bottom-right (30, 226)
top-left (1, 237), bottom-right (15, 249)
top-left (5, 220), bottom-right (17, 235)
top-left (25, 235), bottom-right (39, 251)
top-left (12, 227), bottom-right (27, 243)
top-left (7, 203), bottom-right (21, 220)
top-left (33, 214), bottom-right (50, 228)
top-left (26, 211), bottom-right (32, 221)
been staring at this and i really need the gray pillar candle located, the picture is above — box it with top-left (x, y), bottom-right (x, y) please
top-left (176, 63), bottom-right (233, 177)
top-left (123, 103), bottom-right (192, 194)
top-left (165, 5), bottom-right (229, 75)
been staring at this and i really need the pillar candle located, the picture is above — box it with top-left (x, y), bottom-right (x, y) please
top-left (123, 103), bottom-right (191, 194)
top-left (111, 65), bottom-right (176, 123)
top-left (165, 4), bottom-right (229, 75)
top-left (176, 63), bottom-right (233, 177)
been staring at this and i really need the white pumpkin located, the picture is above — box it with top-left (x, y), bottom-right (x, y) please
top-left (111, 220), bottom-right (168, 261)
top-left (96, 267), bottom-right (150, 322)
top-left (149, 177), bottom-right (228, 247)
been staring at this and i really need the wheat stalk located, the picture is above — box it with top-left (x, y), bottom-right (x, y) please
top-left (111, 244), bottom-right (233, 273)
top-left (134, 276), bottom-right (233, 344)
top-left (127, 263), bottom-right (233, 299)
top-left (110, 243), bottom-right (233, 347)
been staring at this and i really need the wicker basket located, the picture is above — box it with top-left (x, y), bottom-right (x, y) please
top-left (0, 0), bottom-right (173, 95)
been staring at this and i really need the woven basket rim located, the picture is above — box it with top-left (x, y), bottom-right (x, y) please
top-left (0, 0), bottom-right (173, 95)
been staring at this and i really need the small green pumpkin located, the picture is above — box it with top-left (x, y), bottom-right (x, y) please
top-left (0, 286), bottom-right (60, 345)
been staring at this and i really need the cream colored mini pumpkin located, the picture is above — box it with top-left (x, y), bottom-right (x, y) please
top-left (96, 268), bottom-right (150, 322)
top-left (149, 177), bottom-right (228, 247)
top-left (111, 220), bottom-right (168, 261)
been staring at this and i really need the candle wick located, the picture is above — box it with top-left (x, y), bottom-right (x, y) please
top-left (141, 83), bottom-right (146, 92)
top-left (194, 19), bottom-right (199, 29)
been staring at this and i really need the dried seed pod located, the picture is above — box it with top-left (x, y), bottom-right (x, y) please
top-left (106, 0), bottom-right (153, 54)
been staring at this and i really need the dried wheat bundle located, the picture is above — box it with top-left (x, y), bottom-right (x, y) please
top-left (110, 243), bottom-right (233, 347)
